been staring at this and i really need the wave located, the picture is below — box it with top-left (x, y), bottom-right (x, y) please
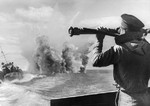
top-left (0, 82), bottom-right (49, 106)
top-left (0, 69), bottom-right (115, 106)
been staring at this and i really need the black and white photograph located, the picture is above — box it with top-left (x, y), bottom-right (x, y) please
top-left (0, 0), bottom-right (150, 106)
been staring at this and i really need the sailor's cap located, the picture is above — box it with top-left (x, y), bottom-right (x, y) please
top-left (121, 14), bottom-right (144, 30)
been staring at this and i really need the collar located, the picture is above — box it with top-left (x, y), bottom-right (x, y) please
top-left (115, 31), bottom-right (144, 45)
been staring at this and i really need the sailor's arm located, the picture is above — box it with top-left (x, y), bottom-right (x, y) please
top-left (92, 33), bottom-right (123, 67)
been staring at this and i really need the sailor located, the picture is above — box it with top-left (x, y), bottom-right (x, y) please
top-left (1, 62), bottom-right (11, 75)
top-left (0, 63), bottom-right (4, 80)
top-left (16, 66), bottom-right (23, 73)
top-left (92, 14), bottom-right (150, 106)
top-left (10, 62), bottom-right (16, 72)
top-left (1, 62), bottom-right (5, 68)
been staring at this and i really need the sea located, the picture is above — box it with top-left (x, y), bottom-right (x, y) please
top-left (0, 69), bottom-right (116, 106)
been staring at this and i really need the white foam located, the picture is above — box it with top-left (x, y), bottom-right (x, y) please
top-left (10, 73), bottom-right (37, 83)
top-left (0, 82), bottom-right (49, 106)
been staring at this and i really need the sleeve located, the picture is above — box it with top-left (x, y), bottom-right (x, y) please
top-left (92, 41), bottom-right (123, 67)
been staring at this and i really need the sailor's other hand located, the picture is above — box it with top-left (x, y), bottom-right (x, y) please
top-left (96, 27), bottom-right (106, 42)
top-left (96, 33), bottom-right (105, 43)
top-left (142, 28), bottom-right (150, 37)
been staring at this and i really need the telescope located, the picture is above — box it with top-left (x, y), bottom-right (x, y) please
top-left (68, 27), bottom-right (150, 37)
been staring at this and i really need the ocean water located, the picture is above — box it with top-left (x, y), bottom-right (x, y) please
top-left (0, 69), bottom-right (116, 106)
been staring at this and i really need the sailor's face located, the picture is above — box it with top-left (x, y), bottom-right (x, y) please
top-left (118, 19), bottom-right (128, 35)
top-left (118, 27), bottom-right (126, 35)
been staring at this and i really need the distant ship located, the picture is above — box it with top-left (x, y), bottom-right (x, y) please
top-left (0, 62), bottom-right (23, 81)
top-left (0, 46), bottom-right (23, 81)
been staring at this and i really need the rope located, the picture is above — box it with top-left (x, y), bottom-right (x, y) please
top-left (113, 83), bottom-right (120, 106)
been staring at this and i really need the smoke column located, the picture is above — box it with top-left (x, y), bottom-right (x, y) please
top-left (31, 35), bottom-right (94, 75)
top-left (61, 42), bottom-right (82, 73)
top-left (61, 41), bottom-right (94, 73)
top-left (79, 42), bottom-right (94, 67)
top-left (32, 35), bottom-right (62, 75)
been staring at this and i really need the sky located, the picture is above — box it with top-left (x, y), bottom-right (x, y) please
top-left (0, 0), bottom-right (150, 70)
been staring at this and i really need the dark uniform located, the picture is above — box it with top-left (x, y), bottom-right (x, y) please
top-left (93, 14), bottom-right (150, 106)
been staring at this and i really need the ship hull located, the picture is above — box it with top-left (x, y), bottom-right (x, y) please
top-left (51, 91), bottom-right (118, 106)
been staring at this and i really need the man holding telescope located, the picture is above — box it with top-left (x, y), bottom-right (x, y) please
top-left (69, 14), bottom-right (150, 106)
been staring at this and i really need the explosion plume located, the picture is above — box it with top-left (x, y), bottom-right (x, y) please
top-left (33, 35), bottom-right (62, 75)
top-left (61, 41), bottom-right (94, 73)
top-left (62, 42), bottom-right (82, 73)
top-left (32, 35), bottom-right (94, 75)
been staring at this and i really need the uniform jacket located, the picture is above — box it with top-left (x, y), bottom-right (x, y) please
top-left (93, 28), bottom-right (150, 93)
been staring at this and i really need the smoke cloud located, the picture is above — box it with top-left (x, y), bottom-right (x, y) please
top-left (31, 35), bottom-right (93, 75)
top-left (32, 35), bottom-right (62, 75)
top-left (62, 42), bottom-right (82, 73)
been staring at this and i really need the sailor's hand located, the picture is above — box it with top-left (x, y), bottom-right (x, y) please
top-left (146, 28), bottom-right (150, 33)
top-left (96, 27), bottom-right (106, 42)
top-left (142, 28), bottom-right (150, 36)
top-left (96, 33), bottom-right (105, 43)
